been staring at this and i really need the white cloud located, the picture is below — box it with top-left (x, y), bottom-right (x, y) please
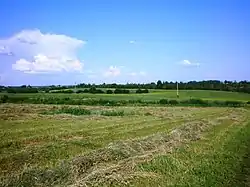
top-left (181, 60), bottom-right (200, 67)
top-left (139, 71), bottom-right (146, 76)
top-left (0, 29), bottom-right (85, 73)
top-left (0, 46), bottom-right (14, 56)
top-left (12, 54), bottom-right (83, 74)
top-left (129, 72), bottom-right (137, 76)
top-left (103, 66), bottom-right (121, 77)
top-left (129, 40), bottom-right (136, 44)
top-left (128, 71), bottom-right (146, 77)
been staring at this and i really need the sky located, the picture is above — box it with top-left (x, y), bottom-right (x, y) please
top-left (0, 0), bottom-right (250, 86)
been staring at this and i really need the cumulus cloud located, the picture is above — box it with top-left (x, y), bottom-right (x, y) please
top-left (12, 54), bottom-right (83, 74)
top-left (181, 60), bottom-right (200, 67)
top-left (0, 29), bottom-right (85, 73)
top-left (103, 66), bottom-right (121, 77)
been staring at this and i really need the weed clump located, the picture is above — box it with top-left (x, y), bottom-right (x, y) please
top-left (43, 107), bottom-right (92, 116)
top-left (106, 90), bottom-right (113, 94)
top-left (0, 95), bottom-right (9, 103)
top-left (101, 110), bottom-right (125, 116)
top-left (159, 99), bottom-right (168, 104)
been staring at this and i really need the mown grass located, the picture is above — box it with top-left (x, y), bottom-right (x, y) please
top-left (134, 120), bottom-right (250, 187)
top-left (0, 104), bottom-right (250, 186)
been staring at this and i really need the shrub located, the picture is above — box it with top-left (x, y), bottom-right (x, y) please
top-left (188, 98), bottom-right (209, 106)
top-left (136, 89), bottom-right (149, 94)
top-left (53, 90), bottom-right (74, 94)
top-left (159, 99), bottom-right (168, 104)
top-left (83, 89), bottom-right (89, 93)
top-left (168, 99), bottom-right (179, 105)
top-left (213, 100), bottom-right (225, 106)
top-left (89, 87), bottom-right (105, 94)
top-left (76, 90), bottom-right (84, 93)
top-left (57, 107), bottom-right (91, 115)
top-left (101, 110), bottom-right (125, 116)
top-left (106, 90), bottom-right (113, 94)
top-left (224, 100), bottom-right (243, 107)
top-left (95, 89), bottom-right (105, 94)
top-left (247, 101), bottom-right (250, 104)
top-left (0, 95), bottom-right (9, 103)
top-left (114, 89), bottom-right (130, 94)
top-left (6, 87), bottom-right (38, 93)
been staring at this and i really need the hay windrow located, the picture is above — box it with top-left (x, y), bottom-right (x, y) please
top-left (70, 119), bottom-right (218, 186)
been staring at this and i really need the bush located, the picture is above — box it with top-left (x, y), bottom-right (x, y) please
top-left (57, 107), bottom-right (91, 115)
top-left (224, 100), bottom-right (243, 107)
top-left (0, 95), bottom-right (9, 103)
top-left (101, 110), bottom-right (125, 116)
top-left (189, 98), bottom-right (209, 106)
top-left (136, 89), bottom-right (149, 94)
top-left (159, 99), bottom-right (168, 104)
top-left (106, 90), bottom-right (113, 94)
top-left (95, 89), bottom-right (105, 94)
top-left (213, 100), bottom-right (225, 106)
top-left (76, 90), bottom-right (84, 94)
top-left (114, 89), bottom-right (130, 94)
top-left (83, 89), bottom-right (89, 93)
top-left (89, 87), bottom-right (105, 94)
top-left (53, 90), bottom-right (74, 94)
top-left (168, 100), bottom-right (179, 105)
top-left (247, 101), bottom-right (250, 104)
top-left (6, 87), bottom-right (38, 93)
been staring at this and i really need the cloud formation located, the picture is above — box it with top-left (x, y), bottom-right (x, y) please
top-left (181, 60), bottom-right (200, 67)
top-left (103, 66), bottom-right (121, 77)
top-left (0, 29), bottom-right (85, 73)
top-left (129, 40), bottom-right (136, 44)
top-left (0, 46), bottom-right (14, 56)
top-left (128, 71), bottom-right (146, 76)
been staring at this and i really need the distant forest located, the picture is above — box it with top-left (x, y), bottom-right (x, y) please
top-left (1, 80), bottom-right (250, 94)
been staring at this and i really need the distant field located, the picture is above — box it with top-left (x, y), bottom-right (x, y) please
top-left (2, 89), bottom-right (250, 101)
top-left (1, 104), bottom-right (250, 186)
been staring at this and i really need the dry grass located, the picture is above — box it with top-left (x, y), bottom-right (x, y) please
top-left (0, 104), bottom-right (249, 187)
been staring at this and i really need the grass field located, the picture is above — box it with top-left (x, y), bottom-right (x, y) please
top-left (1, 103), bottom-right (250, 186)
top-left (2, 89), bottom-right (250, 102)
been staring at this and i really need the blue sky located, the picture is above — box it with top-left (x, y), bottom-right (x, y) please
top-left (0, 0), bottom-right (250, 86)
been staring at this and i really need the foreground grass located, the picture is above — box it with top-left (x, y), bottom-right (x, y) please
top-left (0, 104), bottom-right (250, 186)
top-left (134, 118), bottom-right (250, 187)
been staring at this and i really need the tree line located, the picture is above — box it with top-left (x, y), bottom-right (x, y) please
top-left (1, 80), bottom-right (250, 94)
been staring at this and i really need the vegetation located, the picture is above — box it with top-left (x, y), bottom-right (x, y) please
top-left (114, 88), bottom-right (130, 94)
top-left (136, 89), bottom-right (149, 93)
top-left (100, 110), bottom-right (125, 116)
top-left (77, 80), bottom-right (250, 93)
top-left (1, 80), bottom-right (250, 186)
top-left (1, 93), bottom-right (247, 107)
top-left (0, 104), bottom-right (249, 186)
top-left (1, 80), bottom-right (250, 94)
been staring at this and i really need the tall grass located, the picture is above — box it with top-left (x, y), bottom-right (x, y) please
top-left (100, 110), bottom-right (125, 116)
top-left (1, 94), bottom-right (246, 107)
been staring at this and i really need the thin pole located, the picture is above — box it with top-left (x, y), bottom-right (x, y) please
top-left (177, 81), bottom-right (179, 98)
